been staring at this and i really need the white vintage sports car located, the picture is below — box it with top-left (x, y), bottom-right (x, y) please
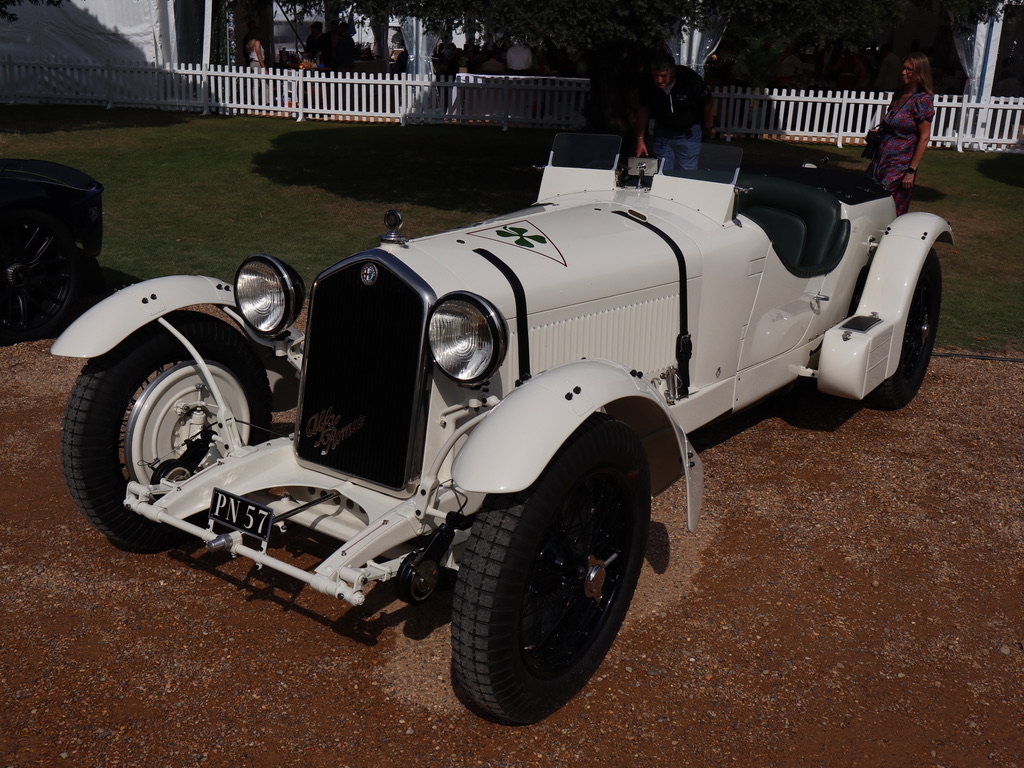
top-left (53, 134), bottom-right (950, 724)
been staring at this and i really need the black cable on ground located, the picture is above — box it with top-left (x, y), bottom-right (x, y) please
top-left (934, 352), bottom-right (1024, 363)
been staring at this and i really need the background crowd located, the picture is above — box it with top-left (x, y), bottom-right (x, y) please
top-left (237, 16), bottom-right (1023, 103)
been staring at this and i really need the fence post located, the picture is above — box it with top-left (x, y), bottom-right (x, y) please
top-left (954, 94), bottom-right (964, 152)
top-left (293, 68), bottom-right (305, 122)
top-left (103, 60), bottom-right (113, 109)
top-left (2, 55), bottom-right (10, 105)
top-left (717, 86), bottom-right (734, 142)
top-left (502, 76), bottom-right (510, 131)
top-left (398, 72), bottom-right (409, 126)
top-left (836, 90), bottom-right (848, 148)
top-left (978, 97), bottom-right (991, 152)
top-left (203, 64), bottom-right (211, 115)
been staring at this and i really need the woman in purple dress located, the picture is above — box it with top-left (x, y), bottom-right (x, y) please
top-left (870, 52), bottom-right (934, 215)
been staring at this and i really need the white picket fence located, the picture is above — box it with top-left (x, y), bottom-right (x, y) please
top-left (0, 58), bottom-right (591, 130)
top-left (712, 85), bottom-right (1024, 153)
top-left (4, 57), bottom-right (1023, 151)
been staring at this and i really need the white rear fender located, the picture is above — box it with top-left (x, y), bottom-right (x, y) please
top-left (855, 212), bottom-right (952, 377)
top-left (452, 359), bottom-right (704, 530)
top-left (51, 275), bottom-right (237, 358)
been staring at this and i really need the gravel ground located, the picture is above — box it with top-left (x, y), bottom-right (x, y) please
top-left (1, 338), bottom-right (1022, 768)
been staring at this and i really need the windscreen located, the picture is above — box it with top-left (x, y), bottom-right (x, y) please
top-left (663, 143), bottom-right (744, 185)
top-left (548, 133), bottom-right (622, 170)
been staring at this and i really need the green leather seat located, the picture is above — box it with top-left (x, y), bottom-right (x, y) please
top-left (735, 174), bottom-right (851, 277)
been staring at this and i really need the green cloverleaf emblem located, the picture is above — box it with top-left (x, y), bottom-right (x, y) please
top-left (496, 226), bottom-right (547, 249)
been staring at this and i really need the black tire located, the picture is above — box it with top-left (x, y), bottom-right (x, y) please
top-left (451, 415), bottom-right (650, 724)
top-left (868, 250), bottom-right (942, 410)
top-left (0, 209), bottom-right (81, 344)
top-left (60, 311), bottom-right (272, 552)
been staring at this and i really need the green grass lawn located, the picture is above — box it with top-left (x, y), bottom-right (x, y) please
top-left (2, 106), bottom-right (1021, 353)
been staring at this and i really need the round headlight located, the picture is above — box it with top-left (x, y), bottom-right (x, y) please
top-left (235, 254), bottom-right (305, 338)
top-left (429, 293), bottom-right (506, 385)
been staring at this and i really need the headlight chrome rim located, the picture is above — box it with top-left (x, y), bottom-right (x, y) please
top-left (429, 293), bottom-right (507, 385)
top-left (234, 254), bottom-right (305, 339)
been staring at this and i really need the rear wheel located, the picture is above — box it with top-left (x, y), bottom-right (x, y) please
top-left (0, 209), bottom-right (81, 344)
top-left (60, 311), bottom-right (272, 552)
top-left (869, 250), bottom-right (942, 410)
top-left (451, 415), bottom-right (650, 724)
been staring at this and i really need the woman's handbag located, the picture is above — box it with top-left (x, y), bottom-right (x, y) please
top-left (862, 127), bottom-right (883, 159)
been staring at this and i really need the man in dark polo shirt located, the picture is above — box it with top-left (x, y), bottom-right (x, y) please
top-left (635, 52), bottom-right (714, 171)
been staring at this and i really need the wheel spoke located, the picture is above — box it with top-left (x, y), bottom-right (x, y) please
top-left (3, 290), bottom-right (27, 328)
top-left (22, 226), bottom-right (55, 263)
top-left (520, 470), bottom-right (631, 675)
top-left (26, 253), bottom-right (71, 276)
top-left (118, 364), bottom-right (171, 479)
top-left (451, 416), bottom-right (650, 723)
top-left (521, 577), bottom-right (579, 653)
top-left (901, 282), bottom-right (932, 377)
top-left (525, 588), bottom-right (602, 669)
top-left (17, 281), bottom-right (65, 315)
top-left (1, 213), bottom-right (78, 340)
top-left (26, 268), bottom-right (71, 291)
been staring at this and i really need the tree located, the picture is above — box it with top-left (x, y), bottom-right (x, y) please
top-left (1, 0), bottom-right (64, 23)
top-left (352, 0), bottom-right (698, 47)
top-left (349, 0), bottom-right (1007, 49)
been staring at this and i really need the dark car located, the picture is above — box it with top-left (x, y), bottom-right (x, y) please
top-left (1, 159), bottom-right (104, 344)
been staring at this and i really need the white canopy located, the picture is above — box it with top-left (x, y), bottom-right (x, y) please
top-left (0, 0), bottom-right (204, 64)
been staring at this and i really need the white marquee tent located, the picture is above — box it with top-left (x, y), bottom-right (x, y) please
top-left (0, 0), bottom-right (431, 73)
top-left (0, 0), bottom-right (205, 64)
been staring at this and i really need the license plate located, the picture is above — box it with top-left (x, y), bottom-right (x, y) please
top-left (209, 488), bottom-right (274, 541)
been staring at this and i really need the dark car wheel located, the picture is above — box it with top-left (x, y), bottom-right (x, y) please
top-left (451, 414), bottom-right (650, 724)
top-left (868, 249), bottom-right (942, 411)
top-left (0, 208), bottom-right (81, 344)
top-left (60, 311), bottom-right (272, 552)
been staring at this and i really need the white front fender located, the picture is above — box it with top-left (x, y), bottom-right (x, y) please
top-left (856, 212), bottom-right (952, 378)
top-left (452, 359), bottom-right (704, 530)
top-left (51, 275), bottom-right (237, 358)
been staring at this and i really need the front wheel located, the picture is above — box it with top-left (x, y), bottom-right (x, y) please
top-left (60, 311), bottom-right (272, 552)
top-left (868, 249), bottom-right (942, 410)
top-left (451, 415), bottom-right (650, 724)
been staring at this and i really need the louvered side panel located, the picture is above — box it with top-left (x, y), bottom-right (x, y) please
top-left (526, 293), bottom-right (680, 376)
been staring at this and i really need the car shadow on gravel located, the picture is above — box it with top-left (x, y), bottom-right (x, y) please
top-left (168, 538), bottom-right (454, 646)
top-left (645, 522), bottom-right (672, 574)
top-left (691, 382), bottom-right (865, 453)
top-left (158, 388), bottom-right (858, 650)
top-left (165, 520), bottom-right (673, 648)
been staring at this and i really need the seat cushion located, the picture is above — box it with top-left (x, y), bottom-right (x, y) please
top-left (735, 174), bottom-right (849, 277)
top-left (740, 206), bottom-right (807, 271)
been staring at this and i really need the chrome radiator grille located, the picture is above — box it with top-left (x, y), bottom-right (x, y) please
top-left (294, 254), bottom-right (433, 490)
